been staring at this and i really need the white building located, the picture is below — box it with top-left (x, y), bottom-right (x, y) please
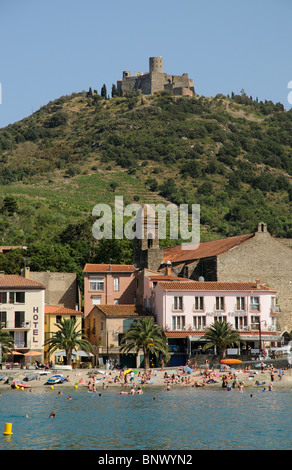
top-left (147, 278), bottom-right (282, 366)
top-left (0, 273), bottom-right (45, 364)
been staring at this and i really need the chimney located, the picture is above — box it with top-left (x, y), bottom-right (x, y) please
top-left (21, 267), bottom-right (30, 279)
top-left (256, 279), bottom-right (260, 289)
top-left (0, 271), bottom-right (4, 276)
top-left (166, 261), bottom-right (172, 276)
top-left (257, 222), bottom-right (267, 233)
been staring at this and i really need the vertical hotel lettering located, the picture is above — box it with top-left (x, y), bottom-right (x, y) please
top-left (33, 306), bottom-right (39, 344)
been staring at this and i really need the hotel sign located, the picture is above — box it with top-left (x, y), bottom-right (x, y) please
top-left (32, 307), bottom-right (39, 345)
top-left (205, 312), bottom-right (248, 316)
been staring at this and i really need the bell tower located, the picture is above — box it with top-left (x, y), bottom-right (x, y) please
top-left (133, 205), bottom-right (163, 271)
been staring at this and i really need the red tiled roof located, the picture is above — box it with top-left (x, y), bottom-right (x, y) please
top-left (156, 280), bottom-right (276, 292)
top-left (163, 233), bottom-right (254, 263)
top-left (0, 274), bottom-right (45, 289)
top-left (91, 304), bottom-right (149, 317)
top-left (45, 305), bottom-right (83, 315)
top-left (84, 264), bottom-right (137, 273)
top-left (144, 267), bottom-right (191, 281)
top-left (148, 275), bottom-right (191, 281)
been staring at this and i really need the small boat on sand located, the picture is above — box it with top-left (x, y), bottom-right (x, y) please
top-left (46, 374), bottom-right (67, 385)
top-left (11, 381), bottom-right (31, 389)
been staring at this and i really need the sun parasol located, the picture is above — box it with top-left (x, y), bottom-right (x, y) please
top-left (23, 351), bottom-right (42, 356)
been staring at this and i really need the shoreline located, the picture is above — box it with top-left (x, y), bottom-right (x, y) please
top-left (1, 366), bottom-right (291, 392)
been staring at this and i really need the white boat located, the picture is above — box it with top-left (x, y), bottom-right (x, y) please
top-left (52, 364), bottom-right (72, 371)
top-left (46, 374), bottom-right (67, 384)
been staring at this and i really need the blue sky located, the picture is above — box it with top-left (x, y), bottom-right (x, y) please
top-left (0, 0), bottom-right (291, 128)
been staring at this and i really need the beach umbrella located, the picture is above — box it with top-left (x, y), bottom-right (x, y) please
top-left (124, 368), bottom-right (132, 375)
top-left (23, 351), bottom-right (41, 356)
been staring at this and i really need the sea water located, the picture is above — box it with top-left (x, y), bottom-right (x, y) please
top-left (0, 386), bottom-right (291, 450)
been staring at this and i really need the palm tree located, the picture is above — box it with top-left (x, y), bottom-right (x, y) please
top-left (120, 317), bottom-right (169, 369)
top-left (0, 324), bottom-right (14, 362)
top-left (201, 321), bottom-right (245, 359)
top-left (44, 318), bottom-right (93, 366)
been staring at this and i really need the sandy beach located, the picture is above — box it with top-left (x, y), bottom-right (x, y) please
top-left (1, 365), bottom-right (291, 392)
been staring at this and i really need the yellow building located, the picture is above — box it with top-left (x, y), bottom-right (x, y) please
top-left (85, 304), bottom-right (151, 368)
top-left (44, 305), bottom-right (83, 364)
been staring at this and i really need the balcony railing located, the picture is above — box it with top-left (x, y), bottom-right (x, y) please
top-left (270, 305), bottom-right (281, 313)
top-left (164, 322), bottom-right (280, 332)
top-left (192, 305), bottom-right (204, 312)
top-left (171, 304), bottom-right (184, 312)
top-left (1, 321), bottom-right (31, 329)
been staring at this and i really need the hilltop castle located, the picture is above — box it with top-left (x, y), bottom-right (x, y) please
top-left (117, 57), bottom-right (195, 96)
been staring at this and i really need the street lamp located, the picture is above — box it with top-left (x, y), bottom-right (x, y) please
top-left (258, 320), bottom-right (267, 356)
top-left (104, 329), bottom-right (119, 356)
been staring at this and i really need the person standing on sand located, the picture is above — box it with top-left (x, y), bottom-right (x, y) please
top-left (222, 375), bottom-right (227, 388)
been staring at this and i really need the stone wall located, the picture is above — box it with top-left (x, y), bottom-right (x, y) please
top-left (27, 270), bottom-right (79, 310)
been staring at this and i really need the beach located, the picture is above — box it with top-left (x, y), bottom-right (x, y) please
top-left (1, 364), bottom-right (291, 392)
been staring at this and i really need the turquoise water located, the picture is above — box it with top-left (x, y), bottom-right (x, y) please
top-left (0, 386), bottom-right (291, 450)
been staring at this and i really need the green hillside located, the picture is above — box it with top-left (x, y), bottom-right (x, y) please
top-left (0, 89), bottom-right (292, 277)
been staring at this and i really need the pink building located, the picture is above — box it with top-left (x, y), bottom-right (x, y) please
top-left (148, 279), bottom-right (282, 366)
top-left (83, 264), bottom-right (137, 317)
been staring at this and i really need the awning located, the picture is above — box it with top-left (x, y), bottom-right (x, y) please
top-left (54, 351), bottom-right (67, 357)
top-left (73, 350), bottom-right (94, 357)
top-left (188, 335), bottom-right (205, 342)
top-left (54, 350), bottom-right (93, 357)
top-left (240, 334), bottom-right (282, 341)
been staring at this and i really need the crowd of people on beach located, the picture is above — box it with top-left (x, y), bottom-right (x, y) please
top-left (3, 355), bottom-right (290, 399)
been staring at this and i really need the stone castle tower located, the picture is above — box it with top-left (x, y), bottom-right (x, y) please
top-left (117, 57), bottom-right (195, 96)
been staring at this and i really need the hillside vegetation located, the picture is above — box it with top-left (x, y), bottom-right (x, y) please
top-left (0, 89), bottom-right (292, 278)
